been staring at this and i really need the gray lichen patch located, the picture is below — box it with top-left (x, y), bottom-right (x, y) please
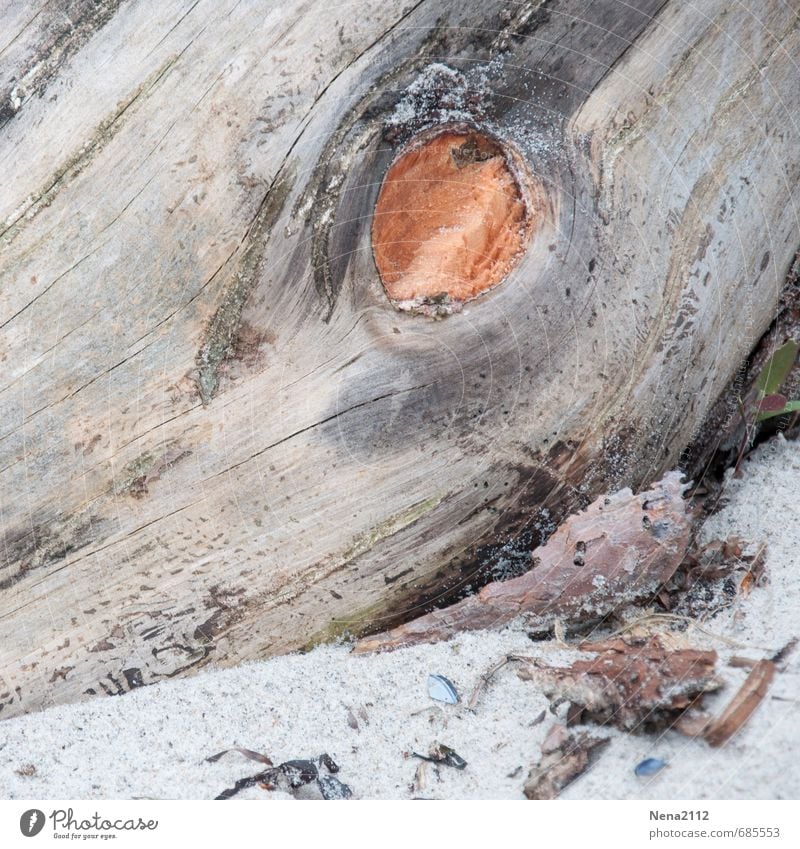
top-left (194, 167), bottom-right (295, 404)
top-left (114, 444), bottom-right (192, 498)
top-left (340, 494), bottom-right (444, 564)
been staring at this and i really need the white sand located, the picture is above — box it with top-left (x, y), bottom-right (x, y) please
top-left (1, 435), bottom-right (798, 800)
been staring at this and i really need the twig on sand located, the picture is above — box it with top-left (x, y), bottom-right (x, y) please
top-left (602, 612), bottom-right (773, 652)
top-left (466, 654), bottom-right (534, 710)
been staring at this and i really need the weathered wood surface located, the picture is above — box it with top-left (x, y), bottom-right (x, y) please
top-left (1, 0), bottom-right (798, 718)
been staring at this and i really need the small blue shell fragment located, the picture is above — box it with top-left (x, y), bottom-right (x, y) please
top-left (635, 757), bottom-right (667, 777)
top-left (427, 674), bottom-right (460, 704)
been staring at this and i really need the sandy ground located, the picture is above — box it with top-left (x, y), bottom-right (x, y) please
top-left (1, 435), bottom-right (798, 800)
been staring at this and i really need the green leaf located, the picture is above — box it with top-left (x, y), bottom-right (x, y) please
top-left (756, 399), bottom-right (800, 422)
top-left (755, 340), bottom-right (799, 396)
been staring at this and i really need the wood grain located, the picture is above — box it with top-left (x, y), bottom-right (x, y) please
top-left (1, 0), bottom-right (798, 718)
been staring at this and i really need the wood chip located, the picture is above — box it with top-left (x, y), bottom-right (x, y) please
top-left (354, 472), bottom-right (692, 653)
top-left (728, 656), bottom-right (758, 669)
top-left (523, 724), bottom-right (610, 800)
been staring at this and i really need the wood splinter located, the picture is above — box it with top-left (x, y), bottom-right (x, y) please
top-left (703, 640), bottom-right (795, 746)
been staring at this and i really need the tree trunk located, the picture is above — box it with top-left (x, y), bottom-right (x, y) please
top-left (1, 0), bottom-right (798, 718)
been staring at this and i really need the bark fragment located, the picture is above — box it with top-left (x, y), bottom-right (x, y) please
top-left (517, 636), bottom-right (721, 732)
top-left (355, 472), bottom-right (692, 653)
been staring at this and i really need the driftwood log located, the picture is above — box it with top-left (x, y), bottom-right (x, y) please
top-left (1, 0), bottom-right (798, 718)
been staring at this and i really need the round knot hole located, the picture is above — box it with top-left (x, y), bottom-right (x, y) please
top-left (372, 127), bottom-right (538, 314)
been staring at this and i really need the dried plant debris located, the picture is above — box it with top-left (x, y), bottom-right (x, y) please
top-left (214, 769), bottom-right (275, 800)
top-left (205, 746), bottom-right (274, 766)
top-left (523, 724), bottom-right (610, 800)
top-left (660, 536), bottom-right (767, 616)
top-left (412, 744), bottom-right (468, 770)
top-left (728, 656), bottom-right (758, 669)
top-left (467, 655), bottom-right (517, 709)
top-left (345, 703), bottom-right (370, 730)
top-left (704, 660), bottom-right (774, 747)
top-left (14, 763), bottom-right (36, 777)
top-left (210, 750), bottom-right (351, 800)
top-left (517, 635), bottom-right (721, 732)
top-left (317, 775), bottom-right (354, 800)
top-left (680, 537), bottom-right (748, 580)
top-left (671, 712), bottom-right (715, 738)
top-left (355, 472), bottom-right (692, 653)
top-left (411, 761), bottom-right (430, 795)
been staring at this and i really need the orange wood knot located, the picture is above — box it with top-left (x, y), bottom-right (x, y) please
top-left (372, 127), bottom-right (537, 314)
